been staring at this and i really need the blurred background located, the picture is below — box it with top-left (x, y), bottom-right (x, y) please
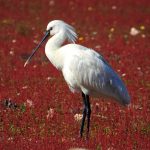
top-left (0, 0), bottom-right (150, 149)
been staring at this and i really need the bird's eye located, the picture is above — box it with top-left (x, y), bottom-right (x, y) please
top-left (46, 27), bottom-right (53, 33)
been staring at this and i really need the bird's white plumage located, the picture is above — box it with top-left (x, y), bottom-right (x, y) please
top-left (45, 20), bottom-right (130, 105)
top-left (46, 20), bottom-right (77, 43)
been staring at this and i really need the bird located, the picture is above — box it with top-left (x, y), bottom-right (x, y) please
top-left (24, 20), bottom-right (130, 138)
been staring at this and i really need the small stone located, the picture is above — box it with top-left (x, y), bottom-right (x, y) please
top-left (95, 102), bottom-right (100, 110)
top-left (101, 115), bottom-right (108, 119)
top-left (110, 27), bottom-right (115, 32)
top-left (124, 34), bottom-right (128, 39)
top-left (33, 65), bottom-right (37, 68)
top-left (112, 5), bottom-right (117, 10)
top-left (47, 108), bottom-right (54, 119)
top-left (130, 27), bottom-right (140, 36)
top-left (108, 33), bottom-right (113, 39)
top-left (88, 6), bottom-right (93, 11)
top-left (26, 99), bottom-right (33, 107)
top-left (79, 37), bottom-right (84, 41)
top-left (122, 73), bottom-right (126, 77)
top-left (12, 39), bottom-right (16, 43)
top-left (8, 137), bottom-right (13, 141)
top-left (141, 34), bottom-right (146, 38)
top-left (49, 0), bottom-right (55, 6)
top-left (140, 25), bottom-right (145, 30)
top-left (137, 67), bottom-right (141, 70)
top-left (9, 51), bottom-right (14, 56)
top-left (96, 103), bottom-right (99, 107)
top-left (22, 85), bottom-right (28, 89)
top-left (74, 114), bottom-right (83, 121)
top-left (47, 77), bottom-right (52, 81)
top-left (31, 27), bottom-right (35, 30)
top-left (17, 93), bottom-right (20, 96)
top-left (95, 45), bottom-right (101, 49)
top-left (33, 39), bottom-right (39, 44)
top-left (92, 31), bottom-right (97, 35)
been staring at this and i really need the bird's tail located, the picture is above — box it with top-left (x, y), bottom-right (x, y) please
top-left (114, 79), bottom-right (131, 106)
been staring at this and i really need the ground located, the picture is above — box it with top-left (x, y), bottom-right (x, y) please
top-left (0, 0), bottom-right (150, 149)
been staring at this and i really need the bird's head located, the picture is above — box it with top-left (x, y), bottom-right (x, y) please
top-left (24, 20), bottom-right (77, 67)
top-left (46, 20), bottom-right (77, 43)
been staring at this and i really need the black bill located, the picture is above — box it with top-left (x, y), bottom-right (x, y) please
top-left (24, 30), bottom-right (50, 67)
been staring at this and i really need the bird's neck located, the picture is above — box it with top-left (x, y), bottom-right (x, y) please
top-left (45, 31), bottom-right (66, 51)
top-left (45, 31), bottom-right (66, 70)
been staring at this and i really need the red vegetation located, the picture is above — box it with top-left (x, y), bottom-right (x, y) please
top-left (0, 0), bottom-right (150, 149)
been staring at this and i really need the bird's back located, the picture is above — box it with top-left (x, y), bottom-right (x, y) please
top-left (60, 44), bottom-right (130, 105)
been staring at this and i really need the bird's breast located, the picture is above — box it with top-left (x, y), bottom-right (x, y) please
top-left (45, 48), bottom-right (64, 70)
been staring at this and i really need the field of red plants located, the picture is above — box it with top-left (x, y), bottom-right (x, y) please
top-left (0, 0), bottom-right (150, 149)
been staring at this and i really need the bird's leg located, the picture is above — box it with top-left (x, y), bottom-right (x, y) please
top-left (86, 95), bottom-right (91, 137)
top-left (80, 92), bottom-right (87, 137)
top-left (80, 93), bottom-right (91, 138)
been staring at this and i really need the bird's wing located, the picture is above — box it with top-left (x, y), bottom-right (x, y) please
top-left (63, 45), bottom-right (130, 104)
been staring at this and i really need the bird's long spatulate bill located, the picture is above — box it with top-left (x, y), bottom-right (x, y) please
top-left (24, 31), bottom-right (50, 67)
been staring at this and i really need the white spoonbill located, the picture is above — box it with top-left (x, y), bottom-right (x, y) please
top-left (24, 20), bottom-right (130, 137)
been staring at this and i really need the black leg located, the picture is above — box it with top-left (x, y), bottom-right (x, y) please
top-left (86, 95), bottom-right (91, 136)
top-left (80, 93), bottom-right (91, 138)
top-left (80, 93), bottom-right (87, 137)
